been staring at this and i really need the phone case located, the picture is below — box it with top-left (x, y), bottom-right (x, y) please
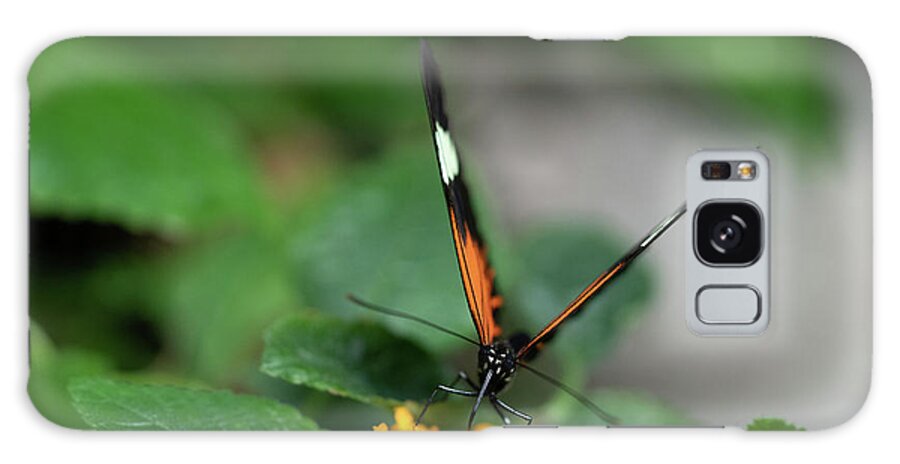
top-left (27, 37), bottom-right (871, 431)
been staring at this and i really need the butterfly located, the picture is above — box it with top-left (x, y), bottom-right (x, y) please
top-left (349, 41), bottom-right (686, 430)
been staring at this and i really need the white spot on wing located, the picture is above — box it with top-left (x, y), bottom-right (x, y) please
top-left (434, 123), bottom-right (460, 185)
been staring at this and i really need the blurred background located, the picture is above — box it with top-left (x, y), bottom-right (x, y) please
top-left (27, 37), bottom-right (870, 430)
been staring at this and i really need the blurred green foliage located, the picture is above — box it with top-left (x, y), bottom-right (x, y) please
top-left (746, 418), bottom-right (805, 431)
top-left (29, 37), bottom-right (828, 430)
top-left (508, 227), bottom-right (652, 368)
top-left (546, 389), bottom-right (688, 426)
top-left (627, 37), bottom-right (842, 169)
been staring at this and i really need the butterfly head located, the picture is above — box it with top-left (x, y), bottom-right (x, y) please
top-left (478, 340), bottom-right (517, 389)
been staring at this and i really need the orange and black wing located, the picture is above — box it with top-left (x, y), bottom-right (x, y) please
top-left (421, 41), bottom-right (503, 346)
top-left (516, 204), bottom-right (687, 360)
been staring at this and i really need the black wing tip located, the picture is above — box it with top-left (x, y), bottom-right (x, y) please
top-left (419, 39), bottom-right (437, 75)
top-left (419, 38), bottom-right (432, 58)
top-left (419, 39), bottom-right (448, 129)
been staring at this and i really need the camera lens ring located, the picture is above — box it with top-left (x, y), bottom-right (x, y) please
top-left (693, 201), bottom-right (763, 267)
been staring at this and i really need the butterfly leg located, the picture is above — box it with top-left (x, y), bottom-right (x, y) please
top-left (416, 372), bottom-right (477, 426)
top-left (467, 369), bottom-right (493, 431)
top-left (493, 397), bottom-right (533, 425)
top-left (457, 371), bottom-right (516, 426)
top-left (458, 373), bottom-right (512, 426)
top-left (489, 396), bottom-right (511, 425)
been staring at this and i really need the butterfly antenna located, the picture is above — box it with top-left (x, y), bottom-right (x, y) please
top-left (346, 294), bottom-right (481, 347)
top-left (516, 361), bottom-right (620, 425)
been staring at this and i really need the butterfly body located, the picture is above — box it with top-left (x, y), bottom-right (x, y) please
top-left (477, 340), bottom-right (518, 391)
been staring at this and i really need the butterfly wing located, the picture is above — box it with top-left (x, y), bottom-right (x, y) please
top-left (421, 41), bottom-right (503, 346)
top-left (516, 204), bottom-right (686, 359)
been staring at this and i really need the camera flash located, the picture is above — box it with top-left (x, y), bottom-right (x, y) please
top-left (737, 162), bottom-right (756, 180)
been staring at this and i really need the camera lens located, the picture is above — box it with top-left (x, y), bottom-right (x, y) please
top-left (710, 219), bottom-right (743, 251)
top-left (695, 202), bottom-right (762, 266)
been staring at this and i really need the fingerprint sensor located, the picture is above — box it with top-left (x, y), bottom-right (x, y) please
top-left (696, 286), bottom-right (761, 324)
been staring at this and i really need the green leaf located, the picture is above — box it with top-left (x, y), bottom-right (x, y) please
top-left (546, 389), bottom-right (690, 426)
top-left (28, 323), bottom-right (111, 429)
top-left (29, 75), bottom-right (267, 237)
top-left (69, 377), bottom-right (317, 430)
top-left (507, 226), bottom-right (654, 364)
top-left (747, 418), bottom-right (805, 431)
top-left (261, 313), bottom-right (443, 406)
top-left (288, 148), bottom-right (478, 355)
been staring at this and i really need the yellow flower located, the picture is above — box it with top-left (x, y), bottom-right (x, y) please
top-left (372, 405), bottom-right (495, 431)
top-left (373, 406), bottom-right (438, 431)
